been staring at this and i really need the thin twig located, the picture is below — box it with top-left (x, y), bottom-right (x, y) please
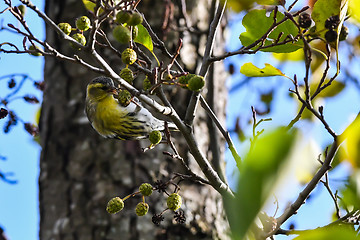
top-left (268, 139), bottom-right (340, 238)
top-left (184, 0), bottom-right (227, 125)
top-left (199, 95), bottom-right (241, 164)
top-left (320, 172), bottom-right (341, 218)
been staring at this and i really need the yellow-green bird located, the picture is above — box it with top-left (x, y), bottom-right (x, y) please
top-left (85, 76), bottom-right (176, 140)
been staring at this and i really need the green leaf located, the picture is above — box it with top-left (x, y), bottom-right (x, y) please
top-left (341, 171), bottom-right (360, 210)
top-left (311, 0), bottom-right (348, 39)
top-left (240, 62), bottom-right (286, 77)
top-left (312, 0), bottom-right (348, 75)
top-left (134, 24), bottom-right (153, 52)
top-left (224, 0), bottom-right (281, 12)
top-left (316, 80), bottom-right (345, 98)
top-left (82, 0), bottom-right (96, 12)
top-left (294, 224), bottom-right (359, 240)
top-left (225, 128), bottom-right (296, 240)
top-left (240, 9), bottom-right (302, 53)
top-left (225, 0), bottom-right (255, 12)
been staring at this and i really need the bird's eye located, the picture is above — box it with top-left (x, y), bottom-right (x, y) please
top-left (101, 86), bottom-right (108, 90)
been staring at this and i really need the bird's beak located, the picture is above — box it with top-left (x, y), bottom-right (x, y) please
top-left (108, 87), bottom-right (118, 95)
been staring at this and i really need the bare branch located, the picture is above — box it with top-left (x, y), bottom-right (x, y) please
top-left (184, 0), bottom-right (227, 126)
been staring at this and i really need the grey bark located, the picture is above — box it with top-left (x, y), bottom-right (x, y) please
top-left (39, 0), bottom-right (229, 239)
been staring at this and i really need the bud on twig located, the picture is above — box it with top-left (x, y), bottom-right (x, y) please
top-left (23, 95), bottom-right (40, 104)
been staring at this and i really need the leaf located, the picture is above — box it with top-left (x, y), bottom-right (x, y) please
top-left (349, 0), bottom-right (360, 23)
top-left (225, 0), bottom-right (255, 12)
top-left (312, 0), bottom-right (348, 74)
top-left (225, 128), bottom-right (296, 240)
top-left (293, 224), bottom-right (359, 240)
top-left (134, 24), bottom-right (153, 52)
top-left (240, 9), bottom-right (303, 53)
top-left (82, 0), bottom-right (105, 14)
top-left (316, 80), bottom-right (345, 98)
top-left (82, 0), bottom-right (96, 12)
top-left (311, 0), bottom-right (348, 39)
top-left (341, 171), bottom-right (360, 210)
top-left (339, 114), bottom-right (360, 167)
top-left (224, 0), bottom-right (281, 12)
top-left (296, 80), bottom-right (345, 100)
top-left (273, 49), bottom-right (304, 62)
top-left (240, 62), bottom-right (286, 77)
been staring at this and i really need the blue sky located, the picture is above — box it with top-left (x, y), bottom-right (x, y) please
top-left (0, 0), bottom-right (359, 239)
top-left (0, 0), bottom-right (44, 239)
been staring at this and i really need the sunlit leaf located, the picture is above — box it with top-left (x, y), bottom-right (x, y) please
top-left (224, 0), bottom-right (281, 12)
top-left (225, 0), bottom-right (255, 12)
top-left (349, 0), bottom-right (360, 23)
top-left (312, 0), bottom-right (348, 38)
top-left (312, 0), bottom-right (349, 74)
top-left (295, 80), bottom-right (345, 102)
top-left (293, 224), bottom-right (359, 240)
top-left (339, 114), bottom-right (360, 167)
top-left (225, 128), bottom-right (296, 240)
top-left (82, 0), bottom-right (96, 12)
top-left (273, 49), bottom-right (304, 62)
top-left (134, 24), bottom-right (153, 52)
top-left (240, 63), bottom-right (286, 77)
top-left (316, 80), bottom-right (345, 98)
top-left (341, 171), bottom-right (360, 210)
top-left (240, 9), bottom-right (303, 53)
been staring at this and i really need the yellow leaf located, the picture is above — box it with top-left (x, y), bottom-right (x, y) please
top-left (349, 0), bottom-right (360, 23)
top-left (273, 49), bottom-right (304, 62)
top-left (340, 114), bottom-right (360, 168)
top-left (240, 63), bottom-right (286, 77)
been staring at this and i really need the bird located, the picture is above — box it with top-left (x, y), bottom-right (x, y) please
top-left (85, 76), bottom-right (177, 140)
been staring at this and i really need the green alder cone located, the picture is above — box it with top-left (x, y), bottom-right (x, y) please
top-left (178, 74), bottom-right (195, 89)
top-left (116, 10), bottom-right (132, 24)
top-left (119, 68), bottom-right (134, 84)
top-left (113, 25), bottom-right (131, 44)
top-left (149, 130), bottom-right (162, 145)
top-left (121, 48), bottom-right (137, 65)
top-left (76, 16), bottom-right (91, 31)
top-left (188, 75), bottom-right (205, 91)
top-left (139, 183), bottom-right (153, 196)
top-left (127, 12), bottom-right (143, 26)
top-left (58, 23), bottom-right (72, 35)
top-left (106, 197), bottom-right (124, 214)
top-left (71, 33), bottom-right (86, 49)
top-left (167, 193), bottom-right (182, 211)
top-left (116, 90), bottom-right (132, 107)
top-left (135, 202), bottom-right (149, 216)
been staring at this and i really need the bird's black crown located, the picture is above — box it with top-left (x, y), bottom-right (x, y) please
top-left (90, 76), bottom-right (115, 88)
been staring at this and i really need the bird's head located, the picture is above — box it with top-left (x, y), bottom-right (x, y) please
top-left (86, 76), bottom-right (118, 101)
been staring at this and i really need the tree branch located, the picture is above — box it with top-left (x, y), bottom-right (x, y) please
top-left (184, 0), bottom-right (227, 125)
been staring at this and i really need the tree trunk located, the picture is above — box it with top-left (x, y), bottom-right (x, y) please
top-left (39, 0), bottom-right (229, 239)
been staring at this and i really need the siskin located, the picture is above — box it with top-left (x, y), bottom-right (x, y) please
top-left (85, 76), bottom-right (177, 140)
